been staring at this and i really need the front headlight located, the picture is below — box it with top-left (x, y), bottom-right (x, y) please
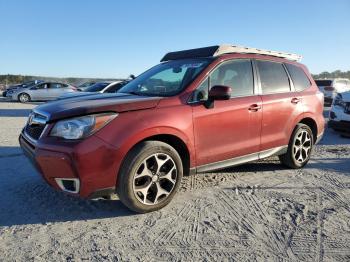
top-left (333, 94), bottom-right (346, 108)
top-left (50, 113), bottom-right (117, 140)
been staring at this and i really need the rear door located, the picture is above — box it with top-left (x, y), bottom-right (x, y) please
top-left (46, 83), bottom-right (64, 100)
top-left (192, 59), bottom-right (262, 168)
top-left (256, 60), bottom-right (303, 152)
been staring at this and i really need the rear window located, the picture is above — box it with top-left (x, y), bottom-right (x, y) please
top-left (315, 80), bottom-right (332, 86)
top-left (285, 64), bottom-right (311, 91)
top-left (257, 60), bottom-right (290, 94)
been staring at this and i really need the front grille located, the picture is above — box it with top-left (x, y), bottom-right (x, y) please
top-left (25, 124), bottom-right (46, 140)
top-left (24, 112), bottom-right (47, 140)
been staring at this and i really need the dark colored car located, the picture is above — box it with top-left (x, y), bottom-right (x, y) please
top-left (19, 45), bottom-right (325, 213)
top-left (77, 81), bottom-right (97, 91)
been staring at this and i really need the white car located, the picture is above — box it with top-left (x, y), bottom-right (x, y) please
top-left (315, 78), bottom-right (350, 105)
top-left (329, 91), bottom-right (350, 135)
top-left (58, 80), bottom-right (128, 100)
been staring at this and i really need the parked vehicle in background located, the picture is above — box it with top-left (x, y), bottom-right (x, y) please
top-left (77, 81), bottom-right (97, 91)
top-left (19, 44), bottom-right (325, 213)
top-left (315, 79), bottom-right (350, 105)
top-left (329, 91), bottom-right (350, 136)
top-left (12, 82), bottom-right (77, 102)
top-left (58, 80), bottom-right (129, 100)
top-left (3, 80), bottom-right (44, 97)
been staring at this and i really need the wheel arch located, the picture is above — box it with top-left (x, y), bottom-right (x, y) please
top-left (139, 134), bottom-right (191, 176)
top-left (298, 117), bottom-right (318, 143)
top-left (17, 92), bottom-right (30, 101)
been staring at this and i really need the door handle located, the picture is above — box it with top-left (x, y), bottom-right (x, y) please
top-left (291, 97), bottom-right (300, 104)
top-left (248, 104), bottom-right (261, 112)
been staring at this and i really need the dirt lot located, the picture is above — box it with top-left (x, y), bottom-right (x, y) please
top-left (0, 98), bottom-right (349, 261)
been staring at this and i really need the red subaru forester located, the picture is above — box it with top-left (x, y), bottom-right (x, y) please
top-left (19, 45), bottom-right (325, 213)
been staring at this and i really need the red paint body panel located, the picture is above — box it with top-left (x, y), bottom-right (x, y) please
top-left (20, 52), bottom-right (325, 198)
top-left (192, 95), bottom-right (262, 166)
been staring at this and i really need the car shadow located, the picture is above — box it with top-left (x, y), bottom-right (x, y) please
top-left (207, 155), bottom-right (350, 177)
top-left (0, 109), bottom-right (32, 117)
top-left (0, 146), bottom-right (135, 227)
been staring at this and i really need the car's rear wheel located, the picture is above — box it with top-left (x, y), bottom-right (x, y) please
top-left (117, 141), bottom-right (183, 213)
top-left (18, 93), bottom-right (30, 103)
top-left (279, 124), bottom-right (314, 169)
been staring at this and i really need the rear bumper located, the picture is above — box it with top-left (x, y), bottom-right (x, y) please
top-left (19, 133), bottom-right (121, 198)
top-left (328, 120), bottom-right (350, 133)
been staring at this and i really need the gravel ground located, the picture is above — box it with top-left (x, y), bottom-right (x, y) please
top-left (0, 98), bottom-right (349, 261)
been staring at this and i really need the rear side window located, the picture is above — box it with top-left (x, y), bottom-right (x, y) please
top-left (257, 60), bottom-right (290, 94)
top-left (285, 64), bottom-right (311, 91)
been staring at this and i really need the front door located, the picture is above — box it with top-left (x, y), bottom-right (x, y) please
top-left (192, 59), bottom-right (262, 169)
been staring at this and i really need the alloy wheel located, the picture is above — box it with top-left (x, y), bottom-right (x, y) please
top-left (293, 129), bottom-right (311, 163)
top-left (132, 153), bottom-right (177, 205)
top-left (19, 94), bottom-right (29, 103)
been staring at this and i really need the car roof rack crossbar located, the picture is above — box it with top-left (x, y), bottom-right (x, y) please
top-left (161, 44), bottom-right (302, 62)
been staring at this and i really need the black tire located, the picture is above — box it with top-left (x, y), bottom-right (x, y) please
top-left (18, 93), bottom-right (31, 103)
top-left (279, 124), bottom-right (314, 169)
top-left (117, 141), bottom-right (183, 213)
top-left (2, 91), bottom-right (7, 97)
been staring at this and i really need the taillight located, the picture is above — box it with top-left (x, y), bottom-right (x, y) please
top-left (324, 86), bottom-right (335, 91)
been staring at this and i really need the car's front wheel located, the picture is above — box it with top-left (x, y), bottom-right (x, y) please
top-left (279, 124), bottom-right (314, 169)
top-left (117, 141), bottom-right (183, 213)
top-left (18, 93), bottom-right (31, 103)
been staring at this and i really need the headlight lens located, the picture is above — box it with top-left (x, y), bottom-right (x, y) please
top-left (50, 113), bottom-right (117, 140)
top-left (333, 94), bottom-right (346, 108)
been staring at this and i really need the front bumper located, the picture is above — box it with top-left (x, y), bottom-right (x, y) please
top-left (328, 120), bottom-right (350, 134)
top-left (19, 132), bottom-right (121, 198)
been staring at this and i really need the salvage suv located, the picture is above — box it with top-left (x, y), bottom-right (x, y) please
top-left (19, 45), bottom-right (325, 213)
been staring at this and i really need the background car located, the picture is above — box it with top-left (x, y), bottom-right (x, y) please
top-left (77, 81), bottom-right (97, 91)
top-left (315, 78), bottom-right (350, 105)
top-left (329, 91), bottom-right (350, 136)
top-left (4, 80), bottom-right (43, 97)
top-left (58, 81), bottom-right (128, 99)
top-left (12, 82), bottom-right (77, 102)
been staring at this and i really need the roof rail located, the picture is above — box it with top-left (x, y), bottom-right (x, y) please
top-left (161, 44), bottom-right (302, 62)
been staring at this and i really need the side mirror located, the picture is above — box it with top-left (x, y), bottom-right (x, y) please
top-left (204, 85), bottom-right (231, 109)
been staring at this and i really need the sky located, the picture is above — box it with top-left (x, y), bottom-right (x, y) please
top-left (0, 0), bottom-right (349, 78)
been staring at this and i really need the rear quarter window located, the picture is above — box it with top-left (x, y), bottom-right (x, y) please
top-left (285, 64), bottom-right (311, 91)
top-left (256, 60), bottom-right (290, 94)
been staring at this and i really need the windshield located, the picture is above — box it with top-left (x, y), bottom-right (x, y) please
top-left (85, 82), bottom-right (110, 92)
top-left (118, 58), bottom-right (212, 96)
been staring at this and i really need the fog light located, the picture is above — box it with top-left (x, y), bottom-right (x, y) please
top-left (329, 111), bottom-right (336, 120)
top-left (55, 178), bottom-right (80, 193)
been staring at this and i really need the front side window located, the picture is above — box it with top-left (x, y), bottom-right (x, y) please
top-left (192, 59), bottom-right (254, 101)
top-left (36, 83), bottom-right (48, 89)
top-left (285, 63), bottom-right (311, 91)
top-left (257, 60), bottom-right (290, 94)
top-left (118, 59), bottom-right (211, 97)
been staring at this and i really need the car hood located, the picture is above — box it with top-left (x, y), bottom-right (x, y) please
top-left (339, 91), bottom-right (350, 102)
top-left (58, 91), bottom-right (96, 99)
top-left (34, 93), bottom-right (161, 122)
